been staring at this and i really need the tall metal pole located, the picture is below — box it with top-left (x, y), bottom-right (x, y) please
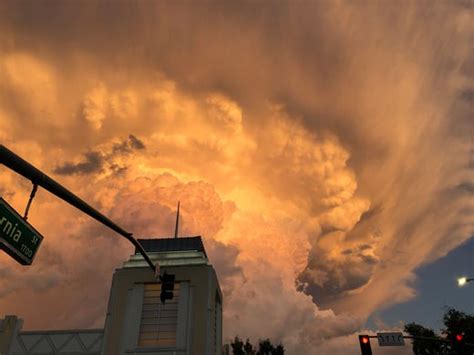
top-left (174, 201), bottom-right (180, 239)
top-left (0, 144), bottom-right (156, 272)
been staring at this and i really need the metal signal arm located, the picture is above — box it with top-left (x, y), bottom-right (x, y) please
top-left (0, 144), bottom-right (156, 272)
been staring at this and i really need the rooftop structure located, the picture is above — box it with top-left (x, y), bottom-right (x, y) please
top-left (124, 236), bottom-right (208, 268)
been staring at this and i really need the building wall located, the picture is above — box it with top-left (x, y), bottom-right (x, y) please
top-left (0, 316), bottom-right (103, 355)
top-left (102, 264), bottom-right (222, 355)
top-left (0, 316), bottom-right (22, 354)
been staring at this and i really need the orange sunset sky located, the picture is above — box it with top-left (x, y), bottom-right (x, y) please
top-left (0, 1), bottom-right (472, 353)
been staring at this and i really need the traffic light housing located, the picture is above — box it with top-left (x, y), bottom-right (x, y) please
top-left (358, 335), bottom-right (372, 355)
top-left (160, 271), bottom-right (175, 304)
top-left (452, 333), bottom-right (466, 354)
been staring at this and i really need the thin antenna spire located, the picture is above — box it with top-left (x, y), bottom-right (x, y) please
top-left (174, 201), bottom-right (180, 239)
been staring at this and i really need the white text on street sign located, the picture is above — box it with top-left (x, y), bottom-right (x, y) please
top-left (377, 332), bottom-right (405, 346)
top-left (0, 198), bottom-right (43, 265)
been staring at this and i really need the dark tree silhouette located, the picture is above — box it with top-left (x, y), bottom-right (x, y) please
top-left (257, 339), bottom-right (274, 355)
top-left (244, 338), bottom-right (254, 355)
top-left (404, 323), bottom-right (446, 354)
top-left (272, 344), bottom-right (285, 355)
top-left (404, 308), bottom-right (474, 355)
top-left (231, 336), bottom-right (245, 355)
top-left (442, 308), bottom-right (474, 355)
top-left (229, 337), bottom-right (284, 354)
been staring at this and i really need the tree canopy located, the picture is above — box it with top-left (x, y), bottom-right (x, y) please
top-left (230, 337), bottom-right (284, 355)
top-left (404, 308), bottom-right (474, 355)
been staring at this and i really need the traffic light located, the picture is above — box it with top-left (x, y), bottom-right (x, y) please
top-left (160, 271), bottom-right (175, 304)
top-left (452, 333), bottom-right (466, 354)
top-left (358, 335), bottom-right (372, 355)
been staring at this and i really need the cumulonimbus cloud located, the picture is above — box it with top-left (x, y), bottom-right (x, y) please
top-left (0, 1), bottom-right (472, 353)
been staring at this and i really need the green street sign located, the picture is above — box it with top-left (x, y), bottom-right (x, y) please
top-left (0, 197), bottom-right (43, 265)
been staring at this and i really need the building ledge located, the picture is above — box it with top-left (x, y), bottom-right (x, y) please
top-left (123, 250), bottom-right (208, 268)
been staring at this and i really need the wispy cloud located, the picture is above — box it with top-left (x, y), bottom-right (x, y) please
top-left (54, 135), bottom-right (146, 176)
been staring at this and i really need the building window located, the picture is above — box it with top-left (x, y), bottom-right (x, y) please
top-left (138, 282), bottom-right (180, 347)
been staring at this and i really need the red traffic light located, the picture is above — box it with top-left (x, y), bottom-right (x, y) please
top-left (358, 335), bottom-right (372, 355)
top-left (452, 333), bottom-right (466, 353)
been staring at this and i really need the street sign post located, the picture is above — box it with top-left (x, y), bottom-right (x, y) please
top-left (0, 198), bottom-right (43, 265)
top-left (377, 332), bottom-right (405, 346)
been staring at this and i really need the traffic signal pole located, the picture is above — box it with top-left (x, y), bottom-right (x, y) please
top-left (0, 144), bottom-right (156, 273)
top-left (358, 334), bottom-right (474, 354)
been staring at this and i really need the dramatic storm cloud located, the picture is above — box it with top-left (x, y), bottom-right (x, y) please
top-left (0, 1), bottom-right (472, 353)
